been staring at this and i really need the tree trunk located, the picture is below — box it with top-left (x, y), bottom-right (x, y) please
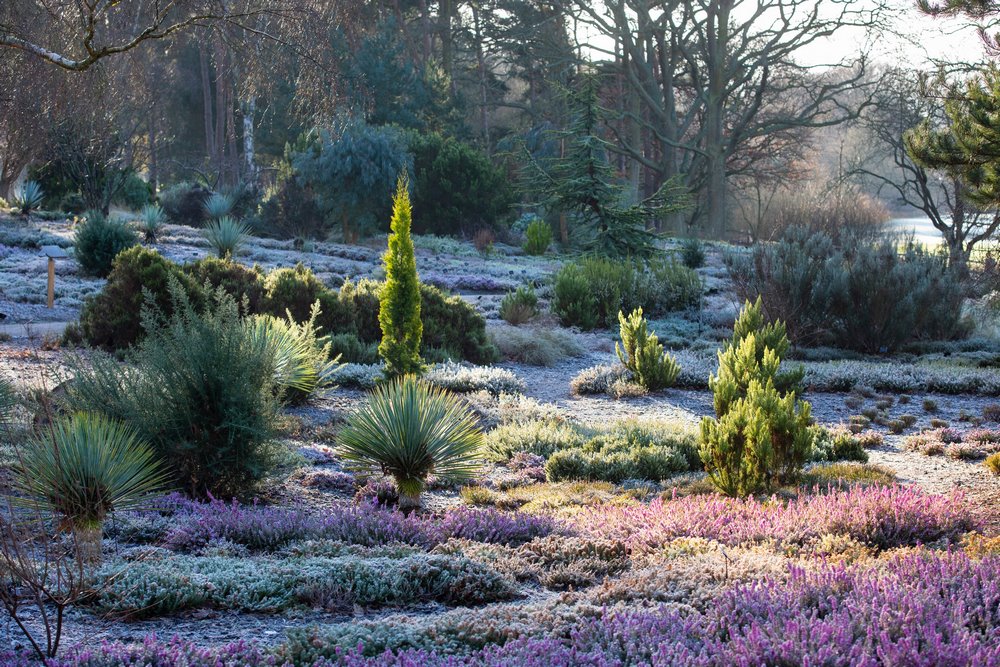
top-left (243, 98), bottom-right (257, 182)
top-left (73, 523), bottom-right (102, 567)
top-left (395, 477), bottom-right (423, 513)
top-left (199, 44), bottom-right (216, 169)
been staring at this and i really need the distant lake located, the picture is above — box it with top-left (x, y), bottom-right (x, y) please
top-left (887, 216), bottom-right (942, 247)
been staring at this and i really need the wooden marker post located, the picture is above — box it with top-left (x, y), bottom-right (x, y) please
top-left (38, 245), bottom-right (69, 309)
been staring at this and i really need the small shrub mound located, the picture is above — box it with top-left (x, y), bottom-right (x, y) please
top-left (487, 418), bottom-right (700, 484)
top-left (78, 246), bottom-right (202, 350)
top-left (491, 326), bottom-right (584, 366)
top-left (159, 181), bottom-right (212, 227)
top-left (699, 299), bottom-right (812, 496)
top-left (499, 285), bottom-right (539, 325)
top-left (523, 218), bottom-right (553, 255)
top-left (73, 211), bottom-right (139, 277)
top-left (615, 308), bottom-right (680, 391)
top-left (551, 257), bottom-right (701, 330)
top-left (728, 228), bottom-right (967, 351)
top-left (987, 452), bottom-right (1000, 475)
top-left (68, 285), bottom-right (283, 499)
top-left (94, 553), bottom-right (514, 619)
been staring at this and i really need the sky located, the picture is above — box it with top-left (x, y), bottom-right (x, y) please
top-left (801, 0), bottom-right (990, 69)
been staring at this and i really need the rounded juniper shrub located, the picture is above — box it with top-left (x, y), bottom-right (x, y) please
top-left (73, 211), bottom-right (139, 277)
top-left (263, 263), bottom-right (354, 336)
top-left (185, 256), bottom-right (266, 314)
top-left (345, 279), bottom-right (498, 365)
top-left (78, 246), bottom-right (202, 350)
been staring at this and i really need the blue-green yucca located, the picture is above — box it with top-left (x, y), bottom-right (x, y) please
top-left (337, 375), bottom-right (483, 510)
top-left (13, 412), bottom-right (168, 564)
top-left (202, 216), bottom-right (250, 258)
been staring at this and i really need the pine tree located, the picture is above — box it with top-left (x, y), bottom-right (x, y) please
top-left (905, 66), bottom-right (1000, 209)
top-left (379, 174), bottom-right (423, 377)
top-left (531, 72), bottom-right (690, 258)
top-left (699, 299), bottom-right (813, 496)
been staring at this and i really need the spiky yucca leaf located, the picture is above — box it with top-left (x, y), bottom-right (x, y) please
top-left (14, 412), bottom-right (168, 530)
top-left (138, 204), bottom-right (166, 243)
top-left (337, 376), bottom-right (482, 508)
top-left (0, 376), bottom-right (18, 427)
top-left (203, 192), bottom-right (234, 221)
top-left (202, 216), bottom-right (250, 258)
top-left (12, 180), bottom-right (44, 214)
top-left (249, 301), bottom-right (340, 404)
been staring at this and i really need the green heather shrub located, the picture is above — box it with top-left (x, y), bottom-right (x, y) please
top-left (552, 257), bottom-right (700, 330)
top-left (137, 204), bottom-right (166, 243)
top-left (569, 364), bottom-right (629, 396)
top-left (486, 418), bottom-right (699, 483)
top-left (679, 238), bottom-right (705, 269)
top-left (95, 553), bottom-right (513, 619)
top-left (74, 210), bottom-right (139, 277)
top-left (729, 228), bottom-right (967, 351)
top-left (499, 285), bottom-right (540, 325)
top-left (486, 420), bottom-right (586, 462)
top-left (337, 375), bottom-right (483, 510)
top-left (159, 181), bottom-right (212, 227)
top-left (616, 308), bottom-right (680, 391)
top-left (325, 333), bottom-right (380, 364)
top-left (78, 246), bottom-right (202, 350)
top-left (810, 426), bottom-right (870, 464)
top-left (13, 412), bottom-right (167, 564)
top-left (262, 264), bottom-right (352, 336)
top-left (490, 326), bottom-right (585, 366)
top-left (523, 218), bottom-right (553, 255)
top-left (202, 216), bottom-right (250, 258)
top-left (551, 263), bottom-right (598, 330)
top-left (258, 176), bottom-right (326, 240)
top-left (424, 361), bottom-right (524, 396)
top-left (113, 171), bottom-right (153, 210)
top-left (545, 421), bottom-right (699, 483)
top-left (185, 256), bottom-right (266, 314)
top-left (408, 132), bottom-right (514, 236)
top-left (379, 176), bottom-right (423, 376)
top-left (67, 284), bottom-right (282, 499)
top-left (700, 299), bottom-right (814, 496)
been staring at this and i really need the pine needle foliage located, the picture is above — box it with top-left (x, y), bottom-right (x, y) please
top-left (699, 299), bottom-right (813, 497)
top-left (379, 174), bottom-right (423, 377)
top-left (337, 375), bottom-right (483, 510)
top-left (616, 308), bottom-right (680, 391)
top-left (529, 73), bottom-right (691, 258)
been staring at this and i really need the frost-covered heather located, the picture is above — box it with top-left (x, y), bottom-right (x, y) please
top-left (28, 551), bottom-right (998, 666)
top-left (570, 351), bottom-right (1000, 396)
top-left (425, 361), bottom-right (526, 396)
top-left (163, 498), bottom-right (557, 552)
top-left (575, 485), bottom-right (977, 551)
top-left (95, 552), bottom-right (515, 618)
top-left (905, 427), bottom-right (1000, 459)
top-left (334, 362), bottom-right (525, 395)
top-left (423, 273), bottom-right (519, 292)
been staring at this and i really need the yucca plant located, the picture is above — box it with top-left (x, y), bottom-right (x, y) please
top-left (337, 375), bottom-right (483, 510)
top-left (138, 204), bottom-right (166, 243)
top-left (202, 216), bottom-right (250, 258)
top-left (203, 192), bottom-right (235, 221)
top-left (12, 180), bottom-right (44, 215)
top-left (13, 412), bottom-right (168, 564)
top-left (250, 301), bottom-right (341, 404)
